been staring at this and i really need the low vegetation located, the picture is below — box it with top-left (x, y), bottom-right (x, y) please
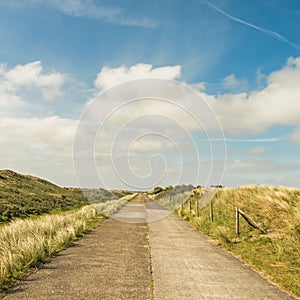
top-left (0, 170), bottom-right (136, 292)
top-left (0, 205), bottom-right (98, 291)
top-left (155, 185), bottom-right (300, 298)
top-left (0, 192), bottom-right (135, 293)
top-left (94, 193), bottom-right (138, 217)
top-left (0, 170), bottom-right (135, 223)
top-left (0, 170), bottom-right (88, 222)
top-left (151, 185), bottom-right (194, 211)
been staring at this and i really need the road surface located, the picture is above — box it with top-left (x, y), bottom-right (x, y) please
top-left (3, 194), bottom-right (297, 300)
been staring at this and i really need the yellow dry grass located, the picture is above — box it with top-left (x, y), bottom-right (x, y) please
top-left (0, 205), bottom-right (99, 290)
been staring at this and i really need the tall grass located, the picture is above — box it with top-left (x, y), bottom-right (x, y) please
top-left (177, 185), bottom-right (300, 298)
top-left (93, 193), bottom-right (138, 216)
top-left (152, 185), bottom-right (194, 211)
top-left (0, 205), bottom-right (100, 290)
top-left (155, 191), bottom-right (191, 211)
top-left (0, 195), bottom-right (136, 291)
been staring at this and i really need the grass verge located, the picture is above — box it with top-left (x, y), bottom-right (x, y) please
top-left (0, 205), bottom-right (100, 292)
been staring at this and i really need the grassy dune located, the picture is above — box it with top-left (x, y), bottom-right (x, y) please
top-left (0, 170), bottom-right (88, 222)
top-left (176, 186), bottom-right (300, 298)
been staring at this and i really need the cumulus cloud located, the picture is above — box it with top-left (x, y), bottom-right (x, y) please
top-left (2, 59), bottom-right (300, 188)
top-left (221, 74), bottom-right (246, 90)
top-left (3, 61), bottom-right (67, 100)
top-left (94, 64), bottom-right (182, 90)
top-left (189, 82), bottom-right (206, 92)
top-left (211, 57), bottom-right (300, 136)
top-left (93, 57), bottom-right (300, 141)
top-left (0, 116), bottom-right (77, 185)
top-left (0, 60), bottom-right (69, 119)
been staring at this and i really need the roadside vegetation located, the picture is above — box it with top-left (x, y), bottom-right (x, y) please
top-left (154, 185), bottom-right (300, 298)
top-left (0, 193), bottom-right (136, 293)
top-left (94, 193), bottom-right (138, 217)
top-left (0, 205), bottom-right (98, 291)
top-left (149, 185), bottom-right (193, 211)
top-left (0, 170), bottom-right (88, 222)
top-left (0, 170), bottom-right (137, 293)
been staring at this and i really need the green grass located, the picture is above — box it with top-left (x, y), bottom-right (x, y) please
top-left (0, 170), bottom-right (88, 222)
top-left (0, 170), bottom-right (134, 223)
top-left (0, 170), bottom-right (138, 292)
top-left (157, 185), bottom-right (300, 298)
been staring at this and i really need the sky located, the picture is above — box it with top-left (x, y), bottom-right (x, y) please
top-left (1, 0), bottom-right (300, 190)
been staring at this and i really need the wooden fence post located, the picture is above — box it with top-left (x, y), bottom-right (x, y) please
top-left (236, 207), bottom-right (240, 235)
top-left (210, 201), bottom-right (214, 222)
top-left (195, 198), bottom-right (198, 217)
top-left (189, 199), bottom-right (192, 213)
top-left (238, 208), bottom-right (267, 233)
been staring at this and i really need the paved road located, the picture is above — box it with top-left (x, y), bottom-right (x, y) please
top-left (3, 194), bottom-right (297, 300)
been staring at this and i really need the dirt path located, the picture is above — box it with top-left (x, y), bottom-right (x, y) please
top-left (3, 194), bottom-right (297, 299)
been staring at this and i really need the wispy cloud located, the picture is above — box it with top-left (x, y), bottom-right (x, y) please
top-left (225, 137), bottom-right (283, 143)
top-left (206, 1), bottom-right (300, 50)
top-left (200, 137), bottom-right (283, 143)
top-left (2, 0), bottom-right (158, 28)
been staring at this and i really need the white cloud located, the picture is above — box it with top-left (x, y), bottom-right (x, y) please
top-left (0, 61), bottom-right (68, 117)
top-left (3, 0), bottom-right (158, 28)
top-left (221, 74), bottom-right (247, 91)
top-left (4, 61), bottom-right (67, 100)
top-left (47, 0), bottom-right (158, 27)
top-left (93, 57), bottom-right (300, 142)
top-left (0, 116), bottom-right (77, 186)
top-left (256, 67), bottom-right (267, 88)
top-left (94, 64), bottom-right (182, 90)
top-left (189, 82), bottom-right (206, 92)
top-left (222, 74), bottom-right (240, 89)
top-left (211, 57), bottom-right (300, 136)
top-left (2, 59), bottom-right (300, 189)
top-left (47, 0), bottom-right (119, 19)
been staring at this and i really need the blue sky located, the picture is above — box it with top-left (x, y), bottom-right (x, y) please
top-left (1, 0), bottom-right (300, 189)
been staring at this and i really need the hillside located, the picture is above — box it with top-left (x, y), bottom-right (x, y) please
top-left (0, 170), bottom-right (88, 222)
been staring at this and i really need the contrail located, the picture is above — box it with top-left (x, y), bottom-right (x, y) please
top-left (206, 1), bottom-right (300, 50)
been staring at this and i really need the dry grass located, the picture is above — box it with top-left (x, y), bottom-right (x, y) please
top-left (0, 205), bottom-right (98, 290)
top-left (0, 194), bottom-right (135, 292)
top-left (175, 185), bottom-right (300, 298)
top-left (93, 193), bottom-right (138, 216)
